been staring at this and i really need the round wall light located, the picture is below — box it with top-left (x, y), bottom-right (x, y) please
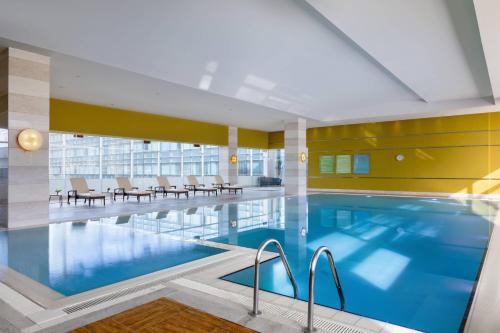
top-left (299, 152), bottom-right (307, 163)
top-left (230, 154), bottom-right (238, 164)
top-left (395, 154), bottom-right (405, 162)
top-left (17, 128), bottom-right (43, 151)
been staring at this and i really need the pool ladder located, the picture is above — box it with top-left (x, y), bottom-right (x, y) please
top-left (250, 240), bottom-right (344, 333)
top-left (250, 239), bottom-right (298, 316)
top-left (305, 246), bottom-right (345, 332)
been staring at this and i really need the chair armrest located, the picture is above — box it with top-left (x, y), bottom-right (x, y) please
top-left (89, 189), bottom-right (95, 192)
top-left (199, 184), bottom-right (206, 187)
top-left (68, 190), bottom-right (77, 197)
top-left (154, 186), bottom-right (165, 191)
top-left (114, 187), bottom-right (125, 194)
top-left (170, 185), bottom-right (177, 189)
top-left (224, 182), bottom-right (231, 185)
top-left (131, 187), bottom-right (139, 190)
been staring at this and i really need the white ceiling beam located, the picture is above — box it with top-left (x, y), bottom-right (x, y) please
top-left (302, 0), bottom-right (428, 103)
top-left (472, 0), bottom-right (500, 104)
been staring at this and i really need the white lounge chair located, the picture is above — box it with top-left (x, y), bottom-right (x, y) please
top-left (184, 175), bottom-right (218, 196)
top-left (114, 177), bottom-right (152, 202)
top-left (68, 177), bottom-right (106, 206)
top-left (213, 175), bottom-right (243, 194)
top-left (155, 176), bottom-right (189, 199)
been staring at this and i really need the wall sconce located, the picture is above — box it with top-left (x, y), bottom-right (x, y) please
top-left (230, 154), bottom-right (238, 164)
top-left (17, 128), bottom-right (43, 151)
top-left (299, 152), bottom-right (307, 163)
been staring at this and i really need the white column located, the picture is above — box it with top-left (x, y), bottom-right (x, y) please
top-left (284, 118), bottom-right (307, 196)
top-left (0, 48), bottom-right (50, 228)
top-left (219, 126), bottom-right (238, 184)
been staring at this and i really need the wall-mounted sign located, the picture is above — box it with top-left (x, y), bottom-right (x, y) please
top-left (319, 155), bottom-right (334, 173)
top-left (354, 154), bottom-right (370, 174)
top-left (336, 155), bottom-right (351, 174)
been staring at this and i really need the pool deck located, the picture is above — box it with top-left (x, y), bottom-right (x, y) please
top-left (0, 189), bottom-right (498, 332)
top-left (48, 187), bottom-right (285, 224)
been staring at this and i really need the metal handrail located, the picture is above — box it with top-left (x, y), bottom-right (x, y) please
top-left (305, 246), bottom-right (345, 333)
top-left (250, 238), bottom-right (298, 316)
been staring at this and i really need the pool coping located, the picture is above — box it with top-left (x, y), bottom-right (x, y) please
top-left (0, 191), bottom-right (496, 332)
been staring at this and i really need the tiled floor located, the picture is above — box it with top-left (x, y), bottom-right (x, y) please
top-left (49, 187), bottom-right (284, 223)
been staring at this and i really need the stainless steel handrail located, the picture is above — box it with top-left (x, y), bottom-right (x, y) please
top-left (305, 246), bottom-right (345, 332)
top-left (250, 238), bottom-right (298, 316)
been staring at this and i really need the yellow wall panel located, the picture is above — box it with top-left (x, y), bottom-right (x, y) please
top-left (308, 111), bottom-right (500, 194)
top-left (238, 128), bottom-right (269, 149)
top-left (268, 131), bottom-right (284, 149)
top-left (50, 99), bottom-right (230, 146)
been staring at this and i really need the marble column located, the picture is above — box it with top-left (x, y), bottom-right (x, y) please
top-left (218, 126), bottom-right (238, 184)
top-left (0, 48), bottom-right (50, 228)
top-left (284, 118), bottom-right (307, 196)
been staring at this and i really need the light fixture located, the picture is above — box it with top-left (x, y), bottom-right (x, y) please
top-left (395, 154), bottom-right (405, 162)
top-left (17, 128), bottom-right (43, 151)
top-left (299, 152), bottom-right (307, 163)
top-left (230, 154), bottom-right (238, 164)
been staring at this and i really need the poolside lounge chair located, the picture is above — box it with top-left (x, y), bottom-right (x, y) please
top-left (68, 177), bottom-right (106, 206)
top-left (114, 177), bottom-right (152, 202)
top-left (155, 176), bottom-right (189, 199)
top-left (213, 175), bottom-right (243, 194)
top-left (184, 175), bottom-right (218, 196)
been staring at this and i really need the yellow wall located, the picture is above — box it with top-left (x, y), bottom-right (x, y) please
top-left (268, 131), bottom-right (284, 149)
top-left (50, 99), bottom-right (500, 194)
top-left (50, 99), bottom-right (272, 148)
top-left (308, 112), bottom-right (500, 195)
top-left (238, 128), bottom-right (269, 149)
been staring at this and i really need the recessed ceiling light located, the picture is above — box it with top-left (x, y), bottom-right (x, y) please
top-left (75, 75), bottom-right (80, 78)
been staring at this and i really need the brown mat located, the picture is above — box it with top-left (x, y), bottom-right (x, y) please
top-left (71, 297), bottom-right (257, 332)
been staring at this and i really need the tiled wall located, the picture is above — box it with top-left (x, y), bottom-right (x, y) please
top-left (4, 48), bottom-right (49, 228)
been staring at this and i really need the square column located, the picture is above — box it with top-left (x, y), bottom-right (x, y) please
top-left (218, 126), bottom-right (238, 185)
top-left (0, 48), bottom-right (50, 228)
top-left (284, 118), bottom-right (307, 196)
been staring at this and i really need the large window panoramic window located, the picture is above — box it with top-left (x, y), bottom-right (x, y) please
top-left (133, 140), bottom-right (159, 178)
top-left (65, 135), bottom-right (100, 179)
top-left (159, 142), bottom-right (181, 176)
top-left (182, 144), bottom-right (202, 176)
top-left (238, 148), bottom-right (266, 176)
top-left (102, 137), bottom-right (131, 178)
top-left (203, 145), bottom-right (219, 176)
top-left (49, 133), bottom-right (221, 192)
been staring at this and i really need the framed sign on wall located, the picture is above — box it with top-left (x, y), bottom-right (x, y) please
top-left (319, 155), bottom-right (334, 173)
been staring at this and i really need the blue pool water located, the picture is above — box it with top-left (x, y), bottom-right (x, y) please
top-left (0, 222), bottom-right (225, 296)
top-left (216, 194), bottom-right (494, 333)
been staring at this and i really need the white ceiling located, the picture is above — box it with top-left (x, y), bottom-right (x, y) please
top-left (0, 0), bottom-right (499, 130)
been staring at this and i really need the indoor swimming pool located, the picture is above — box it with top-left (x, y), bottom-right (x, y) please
top-left (0, 222), bottom-right (225, 296)
top-left (217, 194), bottom-right (494, 333)
top-left (0, 194), bottom-right (494, 333)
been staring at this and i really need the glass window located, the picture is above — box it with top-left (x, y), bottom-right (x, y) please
top-left (238, 148), bottom-right (251, 176)
top-left (102, 137), bottom-right (131, 178)
top-left (49, 133), bottom-right (64, 180)
top-left (182, 144), bottom-right (201, 176)
top-left (252, 149), bottom-right (266, 176)
top-left (160, 142), bottom-right (181, 176)
top-left (133, 140), bottom-right (159, 178)
top-left (65, 135), bottom-right (100, 179)
top-left (203, 145), bottom-right (219, 176)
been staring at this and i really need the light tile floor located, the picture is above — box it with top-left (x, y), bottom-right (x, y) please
top-left (49, 187), bottom-right (284, 223)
